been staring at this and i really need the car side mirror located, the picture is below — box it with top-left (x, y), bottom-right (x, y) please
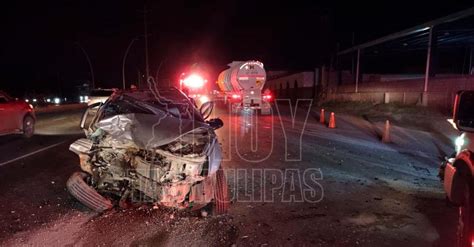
top-left (199, 101), bottom-right (214, 120)
top-left (207, 118), bottom-right (224, 130)
top-left (453, 90), bottom-right (474, 132)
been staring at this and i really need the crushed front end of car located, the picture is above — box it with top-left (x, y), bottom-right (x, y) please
top-left (67, 90), bottom-right (228, 214)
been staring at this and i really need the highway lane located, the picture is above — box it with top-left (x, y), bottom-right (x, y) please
top-left (0, 108), bottom-right (88, 243)
top-left (0, 109), bottom-right (85, 166)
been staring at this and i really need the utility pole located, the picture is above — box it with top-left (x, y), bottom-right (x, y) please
top-left (122, 38), bottom-right (138, 89)
top-left (423, 26), bottom-right (434, 106)
top-left (355, 48), bottom-right (360, 93)
top-left (137, 68), bottom-right (142, 86)
top-left (351, 32), bottom-right (355, 76)
top-left (469, 47), bottom-right (473, 75)
top-left (143, 5), bottom-right (150, 87)
top-left (155, 58), bottom-right (167, 83)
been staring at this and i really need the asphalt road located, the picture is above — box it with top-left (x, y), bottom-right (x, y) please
top-left (0, 103), bottom-right (458, 246)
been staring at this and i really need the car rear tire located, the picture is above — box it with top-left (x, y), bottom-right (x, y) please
top-left (213, 168), bottom-right (230, 215)
top-left (67, 172), bottom-right (113, 212)
top-left (457, 181), bottom-right (474, 247)
top-left (22, 115), bottom-right (35, 138)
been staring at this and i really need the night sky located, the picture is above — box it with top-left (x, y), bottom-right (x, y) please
top-left (1, 0), bottom-right (472, 96)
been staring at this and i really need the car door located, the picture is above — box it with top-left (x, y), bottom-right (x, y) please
top-left (10, 99), bottom-right (26, 131)
top-left (0, 94), bottom-right (14, 133)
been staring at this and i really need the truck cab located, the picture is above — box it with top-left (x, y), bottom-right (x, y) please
top-left (441, 90), bottom-right (474, 247)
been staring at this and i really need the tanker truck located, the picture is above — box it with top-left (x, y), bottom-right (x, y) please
top-left (217, 61), bottom-right (272, 115)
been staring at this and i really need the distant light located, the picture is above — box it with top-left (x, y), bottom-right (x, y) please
top-left (46, 98), bottom-right (51, 103)
top-left (231, 94), bottom-right (241, 99)
top-left (250, 91), bottom-right (254, 95)
top-left (54, 97), bottom-right (61, 104)
top-left (79, 96), bottom-right (88, 103)
top-left (25, 99), bottom-right (29, 103)
top-left (183, 74), bottom-right (205, 88)
top-left (32, 98), bottom-right (37, 102)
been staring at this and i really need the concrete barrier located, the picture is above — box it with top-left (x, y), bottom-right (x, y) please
top-left (326, 75), bottom-right (474, 110)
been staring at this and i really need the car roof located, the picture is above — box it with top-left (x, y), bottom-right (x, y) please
top-left (113, 88), bottom-right (190, 102)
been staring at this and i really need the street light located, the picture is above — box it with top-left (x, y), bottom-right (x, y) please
top-left (122, 38), bottom-right (138, 89)
top-left (75, 42), bottom-right (95, 89)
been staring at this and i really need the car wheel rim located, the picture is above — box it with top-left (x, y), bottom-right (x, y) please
top-left (24, 118), bottom-right (34, 134)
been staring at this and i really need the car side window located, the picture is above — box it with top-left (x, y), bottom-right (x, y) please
top-left (0, 96), bottom-right (8, 104)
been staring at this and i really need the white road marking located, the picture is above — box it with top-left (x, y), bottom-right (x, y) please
top-left (0, 141), bottom-right (66, 167)
top-left (52, 116), bottom-right (67, 121)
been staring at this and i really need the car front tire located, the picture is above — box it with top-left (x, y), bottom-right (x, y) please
top-left (213, 167), bottom-right (230, 215)
top-left (458, 181), bottom-right (474, 247)
top-left (22, 115), bottom-right (35, 138)
top-left (67, 172), bottom-right (113, 212)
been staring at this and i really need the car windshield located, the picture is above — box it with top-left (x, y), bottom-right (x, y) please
top-left (100, 89), bottom-right (203, 122)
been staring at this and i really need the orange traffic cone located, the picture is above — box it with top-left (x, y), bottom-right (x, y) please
top-left (320, 108), bottom-right (325, 124)
top-left (328, 112), bottom-right (336, 129)
top-left (382, 120), bottom-right (391, 143)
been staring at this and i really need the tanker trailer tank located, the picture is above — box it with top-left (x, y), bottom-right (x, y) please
top-left (216, 61), bottom-right (271, 115)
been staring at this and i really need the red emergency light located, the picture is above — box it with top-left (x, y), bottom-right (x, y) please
top-left (182, 74), bottom-right (205, 89)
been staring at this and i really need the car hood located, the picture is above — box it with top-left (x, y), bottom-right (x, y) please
top-left (94, 113), bottom-right (211, 149)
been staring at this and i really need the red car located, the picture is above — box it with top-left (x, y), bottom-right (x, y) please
top-left (0, 91), bottom-right (35, 137)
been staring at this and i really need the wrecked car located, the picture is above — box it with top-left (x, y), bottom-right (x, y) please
top-left (440, 90), bottom-right (474, 247)
top-left (66, 87), bottom-right (229, 214)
